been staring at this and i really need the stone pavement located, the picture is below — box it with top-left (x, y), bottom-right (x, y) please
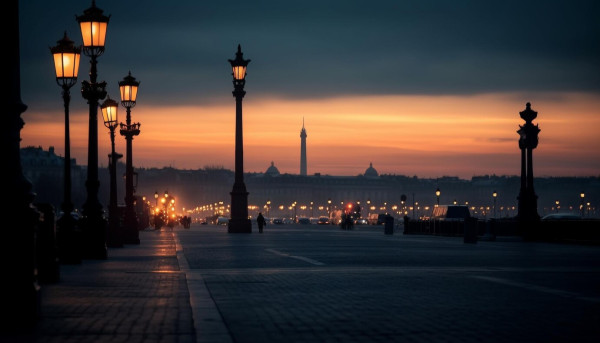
top-left (1, 229), bottom-right (198, 343)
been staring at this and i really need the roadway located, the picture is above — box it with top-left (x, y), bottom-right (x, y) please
top-left (175, 223), bottom-right (600, 342)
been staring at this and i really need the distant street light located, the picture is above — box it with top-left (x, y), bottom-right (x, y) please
top-left (293, 201), bottom-right (297, 222)
top-left (435, 187), bottom-right (441, 207)
top-left (266, 200), bottom-right (271, 218)
top-left (119, 71), bottom-right (141, 244)
top-left (101, 96), bottom-right (122, 248)
top-left (492, 190), bottom-right (498, 219)
top-left (227, 45), bottom-right (252, 233)
top-left (77, 0), bottom-right (110, 259)
top-left (154, 191), bottom-right (159, 207)
top-left (580, 192), bottom-right (585, 217)
top-left (555, 200), bottom-right (560, 213)
top-left (50, 31), bottom-right (81, 263)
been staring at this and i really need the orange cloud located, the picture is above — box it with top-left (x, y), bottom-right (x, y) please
top-left (21, 92), bottom-right (600, 178)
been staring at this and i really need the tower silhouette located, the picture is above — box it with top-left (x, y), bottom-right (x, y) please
top-left (300, 118), bottom-right (307, 176)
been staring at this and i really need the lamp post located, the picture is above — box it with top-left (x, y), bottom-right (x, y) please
top-left (155, 191), bottom-right (159, 207)
top-left (5, 0), bottom-right (41, 328)
top-left (435, 187), bottom-right (441, 207)
top-left (101, 96), bottom-right (122, 248)
top-left (328, 198), bottom-right (332, 216)
top-left (118, 71), bottom-right (141, 244)
top-left (227, 45), bottom-right (252, 233)
top-left (492, 190), bottom-right (497, 219)
top-left (266, 200), bottom-right (271, 218)
top-left (161, 196), bottom-right (167, 221)
top-left (50, 32), bottom-right (82, 263)
top-left (77, 0), bottom-right (110, 259)
top-left (580, 192), bottom-right (585, 217)
top-left (293, 202), bottom-right (298, 223)
top-left (516, 103), bottom-right (540, 223)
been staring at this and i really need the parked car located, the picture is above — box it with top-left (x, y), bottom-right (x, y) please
top-left (431, 205), bottom-right (471, 221)
top-left (298, 217), bottom-right (311, 224)
top-left (354, 218), bottom-right (368, 225)
top-left (317, 216), bottom-right (330, 225)
top-left (216, 217), bottom-right (229, 225)
top-left (272, 218), bottom-right (284, 225)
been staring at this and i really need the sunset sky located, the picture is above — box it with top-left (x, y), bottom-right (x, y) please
top-left (18, 1), bottom-right (600, 179)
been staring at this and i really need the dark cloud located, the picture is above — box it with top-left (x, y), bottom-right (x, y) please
top-left (19, 0), bottom-right (600, 106)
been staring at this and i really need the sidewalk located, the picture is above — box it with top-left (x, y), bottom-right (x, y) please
top-left (2, 230), bottom-right (196, 343)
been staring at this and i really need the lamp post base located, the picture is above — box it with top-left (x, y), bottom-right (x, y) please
top-left (56, 214), bottom-right (82, 264)
top-left (122, 211), bottom-right (140, 244)
top-left (228, 218), bottom-right (252, 233)
top-left (122, 229), bottom-right (140, 244)
top-left (79, 216), bottom-right (108, 259)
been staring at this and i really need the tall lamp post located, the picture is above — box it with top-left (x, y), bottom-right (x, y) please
top-left (155, 191), bottom-right (159, 207)
top-left (580, 192), bottom-right (585, 217)
top-left (101, 96), bottom-right (122, 248)
top-left (5, 0), bottom-right (41, 328)
top-left (435, 188), bottom-right (441, 207)
top-left (492, 190), bottom-right (498, 219)
top-left (119, 71), bottom-right (141, 244)
top-left (77, 0), bottom-right (110, 259)
top-left (227, 45), bottom-right (252, 233)
top-left (516, 102), bottom-right (540, 223)
top-left (50, 32), bottom-right (82, 263)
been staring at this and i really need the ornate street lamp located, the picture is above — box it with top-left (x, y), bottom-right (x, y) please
top-left (227, 45), bottom-right (252, 233)
top-left (435, 188), bottom-right (441, 207)
top-left (154, 191), bottom-right (159, 207)
top-left (77, 0), bottom-right (110, 259)
top-left (101, 96), bottom-right (122, 248)
top-left (580, 192), bottom-right (585, 217)
top-left (50, 32), bottom-right (81, 263)
top-left (119, 71), bottom-right (141, 244)
top-left (516, 103), bottom-right (540, 224)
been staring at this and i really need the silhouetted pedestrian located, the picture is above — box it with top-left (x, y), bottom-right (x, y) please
top-left (257, 212), bottom-right (266, 233)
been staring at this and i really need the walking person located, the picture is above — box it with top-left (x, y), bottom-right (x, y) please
top-left (257, 212), bottom-right (266, 233)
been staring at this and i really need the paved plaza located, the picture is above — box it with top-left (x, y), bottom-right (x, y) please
top-left (2, 223), bottom-right (599, 342)
top-left (179, 224), bottom-right (600, 343)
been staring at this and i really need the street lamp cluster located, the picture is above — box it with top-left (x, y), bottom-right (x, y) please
top-left (50, 1), bottom-right (142, 260)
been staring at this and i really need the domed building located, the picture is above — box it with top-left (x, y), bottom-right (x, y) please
top-left (364, 162), bottom-right (379, 178)
top-left (265, 161), bottom-right (281, 176)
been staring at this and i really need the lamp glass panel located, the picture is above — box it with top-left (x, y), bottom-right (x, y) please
top-left (53, 52), bottom-right (80, 78)
top-left (80, 21), bottom-right (107, 47)
top-left (232, 65), bottom-right (246, 80)
top-left (120, 85), bottom-right (138, 102)
top-left (102, 103), bottom-right (118, 125)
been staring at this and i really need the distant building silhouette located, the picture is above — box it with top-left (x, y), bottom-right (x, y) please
top-left (300, 118), bottom-right (307, 176)
top-left (20, 146), bottom-right (125, 212)
top-left (20, 146), bottom-right (86, 209)
top-left (265, 161), bottom-right (281, 176)
top-left (364, 162), bottom-right (379, 178)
